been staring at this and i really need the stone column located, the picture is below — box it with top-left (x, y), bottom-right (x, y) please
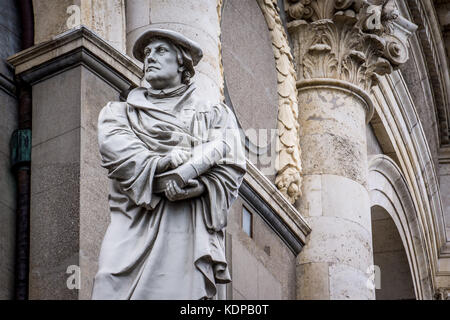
top-left (126, 0), bottom-right (224, 103)
top-left (284, 0), bottom-right (416, 299)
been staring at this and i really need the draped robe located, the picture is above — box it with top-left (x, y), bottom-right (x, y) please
top-left (91, 84), bottom-right (246, 300)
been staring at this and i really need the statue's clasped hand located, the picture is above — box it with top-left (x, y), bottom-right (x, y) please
top-left (156, 149), bottom-right (191, 173)
top-left (164, 179), bottom-right (205, 201)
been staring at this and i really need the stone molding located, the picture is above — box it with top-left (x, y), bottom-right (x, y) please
top-left (297, 78), bottom-right (374, 122)
top-left (257, 0), bottom-right (303, 204)
top-left (243, 160), bottom-right (311, 251)
top-left (370, 71), bottom-right (450, 295)
top-left (286, 0), bottom-right (417, 92)
top-left (403, 0), bottom-right (450, 149)
top-left (374, 72), bottom-right (450, 258)
top-left (0, 73), bottom-right (17, 97)
top-left (7, 26), bottom-right (142, 91)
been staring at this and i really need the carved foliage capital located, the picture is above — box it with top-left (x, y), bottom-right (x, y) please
top-left (286, 0), bottom-right (417, 91)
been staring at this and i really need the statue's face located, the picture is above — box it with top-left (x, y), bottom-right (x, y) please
top-left (144, 38), bottom-right (182, 90)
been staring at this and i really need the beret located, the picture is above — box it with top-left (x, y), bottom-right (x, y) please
top-left (132, 28), bottom-right (203, 66)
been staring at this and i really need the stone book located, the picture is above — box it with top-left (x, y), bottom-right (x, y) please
top-left (153, 140), bottom-right (230, 193)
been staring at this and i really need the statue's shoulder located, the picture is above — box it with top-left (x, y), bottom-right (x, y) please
top-left (100, 101), bottom-right (128, 119)
top-left (192, 95), bottom-right (233, 115)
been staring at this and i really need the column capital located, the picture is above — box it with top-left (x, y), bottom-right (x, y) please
top-left (286, 0), bottom-right (417, 91)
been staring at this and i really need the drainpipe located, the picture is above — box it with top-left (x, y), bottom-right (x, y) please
top-left (11, 0), bottom-right (34, 300)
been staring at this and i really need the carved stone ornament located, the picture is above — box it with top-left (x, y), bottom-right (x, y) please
top-left (434, 288), bottom-right (450, 300)
top-left (257, 0), bottom-right (303, 204)
top-left (286, 0), bottom-right (417, 91)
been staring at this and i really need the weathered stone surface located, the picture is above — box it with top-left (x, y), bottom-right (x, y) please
top-left (257, 262), bottom-right (282, 299)
top-left (30, 130), bottom-right (80, 196)
top-left (32, 68), bottom-right (81, 147)
top-left (29, 120), bottom-right (80, 300)
top-left (329, 263), bottom-right (375, 300)
top-left (297, 175), bottom-right (322, 218)
top-left (367, 124), bottom-right (383, 156)
top-left (295, 82), bottom-right (374, 299)
top-left (231, 238), bottom-right (259, 300)
top-left (22, 50), bottom-right (123, 299)
top-left (0, 1), bottom-right (19, 298)
top-left (298, 216), bottom-right (373, 273)
top-left (0, 201), bottom-right (15, 299)
top-left (33, 0), bottom-right (74, 45)
top-left (0, 92), bottom-right (18, 156)
top-left (296, 262), bottom-right (329, 300)
top-left (298, 85), bottom-right (369, 186)
top-left (79, 67), bottom-right (118, 299)
top-left (227, 197), bottom-right (297, 300)
top-left (29, 173), bottom-right (80, 300)
top-left (221, 0), bottom-right (278, 144)
top-left (321, 174), bottom-right (371, 232)
top-left (0, 0), bottom-right (21, 80)
top-left (33, 0), bottom-right (126, 52)
top-left (439, 168), bottom-right (450, 233)
top-left (372, 209), bottom-right (416, 300)
top-left (0, 151), bottom-right (16, 210)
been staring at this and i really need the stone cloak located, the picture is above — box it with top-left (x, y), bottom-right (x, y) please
top-left (91, 84), bottom-right (246, 299)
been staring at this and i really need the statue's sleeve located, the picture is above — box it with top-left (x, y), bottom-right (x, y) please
top-left (97, 102), bottom-right (160, 210)
top-left (198, 104), bottom-right (246, 232)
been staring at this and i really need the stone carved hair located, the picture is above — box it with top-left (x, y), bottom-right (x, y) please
top-left (175, 44), bottom-right (194, 85)
top-left (144, 36), bottom-right (195, 85)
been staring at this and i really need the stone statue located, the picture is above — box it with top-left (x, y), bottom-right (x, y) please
top-left (91, 28), bottom-right (246, 300)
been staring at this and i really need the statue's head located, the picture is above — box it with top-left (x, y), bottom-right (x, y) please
top-left (132, 29), bottom-right (203, 90)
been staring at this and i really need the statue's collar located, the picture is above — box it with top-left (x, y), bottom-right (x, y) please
top-left (147, 83), bottom-right (190, 98)
top-left (127, 84), bottom-right (196, 111)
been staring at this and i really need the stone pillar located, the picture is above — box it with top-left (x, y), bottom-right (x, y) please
top-left (8, 27), bottom-right (141, 299)
top-left (284, 0), bottom-right (416, 299)
top-left (126, 0), bottom-right (224, 103)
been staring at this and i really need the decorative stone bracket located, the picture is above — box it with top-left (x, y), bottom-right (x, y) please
top-left (286, 0), bottom-right (417, 91)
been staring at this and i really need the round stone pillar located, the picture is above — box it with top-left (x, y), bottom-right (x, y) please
top-left (126, 0), bottom-right (223, 103)
top-left (284, 0), bottom-right (417, 299)
top-left (296, 79), bottom-right (374, 299)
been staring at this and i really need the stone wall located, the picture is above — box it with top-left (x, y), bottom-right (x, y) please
top-left (226, 198), bottom-right (296, 299)
top-left (0, 0), bottom-right (21, 300)
top-left (33, 0), bottom-right (126, 52)
top-left (221, 0), bottom-right (279, 182)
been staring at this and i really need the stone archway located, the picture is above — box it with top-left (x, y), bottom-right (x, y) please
top-left (371, 205), bottom-right (415, 299)
top-left (368, 154), bottom-right (434, 299)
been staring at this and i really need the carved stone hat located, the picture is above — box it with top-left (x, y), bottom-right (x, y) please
top-left (132, 28), bottom-right (203, 66)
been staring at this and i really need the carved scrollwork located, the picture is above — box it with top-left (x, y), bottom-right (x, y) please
top-left (257, 0), bottom-right (302, 204)
top-left (286, 0), bottom-right (415, 91)
top-left (434, 288), bottom-right (450, 300)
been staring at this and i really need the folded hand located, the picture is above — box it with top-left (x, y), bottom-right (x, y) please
top-left (164, 179), bottom-right (205, 201)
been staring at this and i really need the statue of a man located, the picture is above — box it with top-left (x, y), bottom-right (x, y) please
top-left (91, 29), bottom-right (246, 300)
